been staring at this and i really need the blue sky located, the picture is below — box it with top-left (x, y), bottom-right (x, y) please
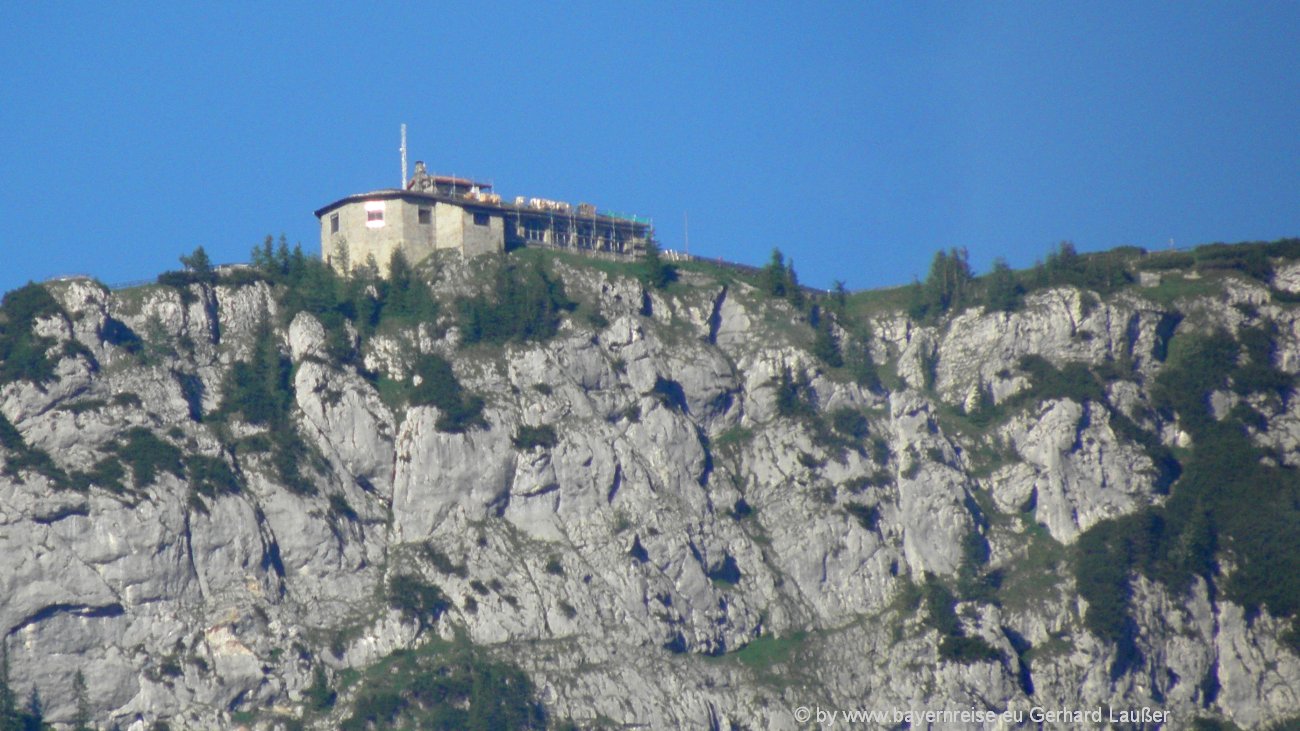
top-left (2, 2), bottom-right (1297, 296)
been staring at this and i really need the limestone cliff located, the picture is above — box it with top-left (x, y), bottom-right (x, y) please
top-left (2, 246), bottom-right (1300, 729)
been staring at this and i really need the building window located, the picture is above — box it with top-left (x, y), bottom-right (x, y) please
top-left (330, 213), bottom-right (340, 234)
top-left (473, 212), bottom-right (490, 227)
top-left (365, 200), bottom-right (385, 228)
top-left (418, 207), bottom-right (432, 224)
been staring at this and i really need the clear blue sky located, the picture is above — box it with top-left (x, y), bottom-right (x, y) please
top-left (2, 2), bottom-right (1297, 296)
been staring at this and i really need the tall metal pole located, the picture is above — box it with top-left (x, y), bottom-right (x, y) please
top-left (400, 124), bottom-right (408, 188)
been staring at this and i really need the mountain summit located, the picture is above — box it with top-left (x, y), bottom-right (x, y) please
top-left (3, 240), bottom-right (1300, 729)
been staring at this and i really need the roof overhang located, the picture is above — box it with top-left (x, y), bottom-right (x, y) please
top-left (313, 189), bottom-right (503, 219)
top-left (314, 189), bottom-right (653, 234)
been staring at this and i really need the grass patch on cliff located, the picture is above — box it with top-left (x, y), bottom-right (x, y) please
top-left (998, 521), bottom-right (1066, 613)
top-left (965, 434), bottom-right (1021, 479)
top-left (842, 284), bottom-right (917, 323)
top-left (672, 257), bottom-right (757, 290)
top-left (1137, 271), bottom-right (1235, 307)
top-left (708, 630), bottom-right (820, 690)
top-left (711, 425), bottom-right (754, 456)
top-left (335, 634), bottom-right (548, 731)
top-left (515, 246), bottom-right (644, 283)
top-left (935, 391), bottom-right (1027, 452)
top-left (731, 631), bottom-right (808, 671)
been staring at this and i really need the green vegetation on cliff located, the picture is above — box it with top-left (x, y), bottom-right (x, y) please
top-left (0, 282), bottom-right (70, 387)
top-left (1075, 324), bottom-right (1300, 666)
top-left (338, 637), bottom-right (548, 731)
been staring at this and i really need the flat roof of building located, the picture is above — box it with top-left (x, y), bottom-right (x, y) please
top-left (408, 174), bottom-right (491, 191)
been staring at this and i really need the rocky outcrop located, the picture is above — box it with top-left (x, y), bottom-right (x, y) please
top-left (1, 261), bottom-right (1298, 730)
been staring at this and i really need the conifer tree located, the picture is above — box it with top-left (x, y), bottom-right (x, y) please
top-left (179, 246), bottom-right (215, 283)
top-left (638, 241), bottom-right (675, 290)
top-left (219, 312), bottom-right (292, 427)
top-left (72, 670), bottom-right (92, 731)
top-left (386, 250), bottom-right (415, 318)
top-left (911, 247), bottom-right (974, 319)
top-left (0, 645), bottom-right (18, 731)
top-left (251, 235), bottom-right (277, 276)
top-left (383, 250), bottom-right (437, 324)
top-left (305, 664), bottom-right (336, 711)
top-left (762, 249), bottom-right (788, 298)
top-left (829, 280), bottom-right (848, 316)
top-left (983, 257), bottom-right (1023, 313)
top-left (347, 255), bottom-right (383, 336)
top-left (275, 238), bottom-right (292, 276)
top-left (21, 688), bottom-right (41, 731)
top-left (812, 310), bottom-right (843, 367)
top-left (285, 241), bottom-right (308, 285)
top-left (785, 259), bottom-right (805, 308)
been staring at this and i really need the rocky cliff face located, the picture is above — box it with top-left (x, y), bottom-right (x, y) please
top-left (3, 252), bottom-right (1300, 729)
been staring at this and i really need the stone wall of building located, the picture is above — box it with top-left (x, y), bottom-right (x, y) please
top-left (320, 199), bottom-right (408, 275)
top-left (322, 197), bottom-right (462, 276)
top-left (462, 207), bottom-right (505, 258)
top-left (429, 203), bottom-right (502, 258)
top-left (318, 191), bottom-right (642, 277)
top-left (433, 202), bottom-right (462, 255)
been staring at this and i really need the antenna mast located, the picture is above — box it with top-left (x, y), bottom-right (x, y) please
top-left (400, 124), bottom-right (408, 188)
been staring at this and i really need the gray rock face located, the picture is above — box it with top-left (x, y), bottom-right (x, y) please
top-left (1, 266), bottom-right (1298, 730)
top-left (991, 398), bottom-right (1156, 543)
top-left (889, 390), bottom-right (972, 576)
